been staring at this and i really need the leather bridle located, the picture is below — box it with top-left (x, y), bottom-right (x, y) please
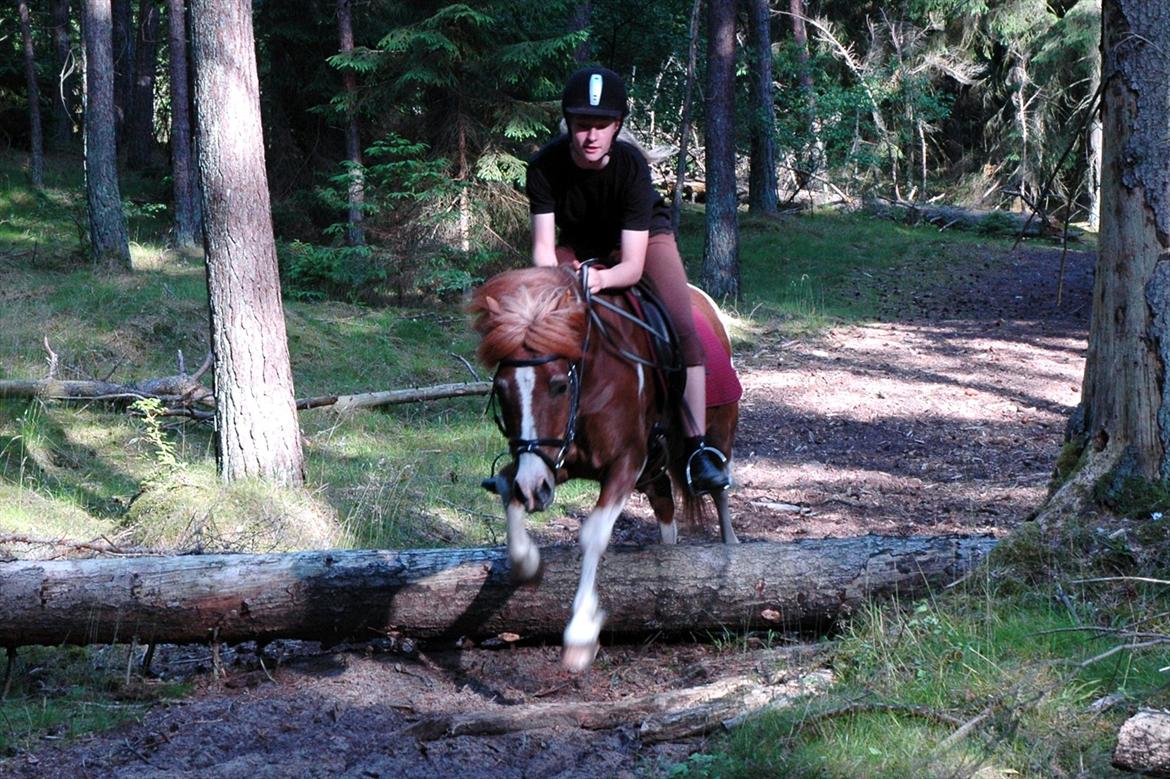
top-left (489, 353), bottom-right (582, 473)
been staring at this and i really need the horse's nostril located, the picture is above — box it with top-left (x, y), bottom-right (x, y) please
top-left (537, 481), bottom-right (554, 507)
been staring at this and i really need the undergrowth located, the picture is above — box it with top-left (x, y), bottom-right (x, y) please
top-left (673, 520), bottom-right (1170, 778)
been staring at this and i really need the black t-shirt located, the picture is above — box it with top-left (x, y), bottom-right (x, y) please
top-left (526, 135), bottom-right (673, 259)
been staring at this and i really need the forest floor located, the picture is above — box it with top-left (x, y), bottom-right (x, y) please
top-left (0, 242), bottom-right (1095, 778)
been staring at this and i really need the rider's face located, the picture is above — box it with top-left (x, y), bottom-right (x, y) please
top-left (568, 115), bottom-right (620, 169)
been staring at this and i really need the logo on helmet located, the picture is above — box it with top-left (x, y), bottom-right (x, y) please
top-left (588, 74), bottom-right (603, 107)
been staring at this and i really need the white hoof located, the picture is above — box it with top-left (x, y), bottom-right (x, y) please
top-left (510, 545), bottom-right (541, 582)
top-left (561, 642), bottom-right (599, 673)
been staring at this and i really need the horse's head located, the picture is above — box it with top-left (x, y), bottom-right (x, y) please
top-left (469, 268), bottom-right (587, 512)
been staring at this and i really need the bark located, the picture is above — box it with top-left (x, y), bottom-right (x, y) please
top-left (569, 2), bottom-right (592, 64)
top-left (670, 0), bottom-right (702, 233)
top-left (51, 0), bottom-right (76, 149)
top-left (406, 667), bottom-right (834, 741)
top-left (1112, 709), bottom-right (1170, 777)
top-left (111, 0), bottom-right (133, 135)
top-left (0, 535), bottom-right (996, 648)
top-left (1079, 0), bottom-right (1170, 481)
top-left (701, 0), bottom-right (740, 299)
top-left (336, 0), bottom-right (365, 246)
top-left (167, 0), bottom-right (198, 247)
top-left (18, 0), bottom-right (45, 187)
top-left (746, 0), bottom-right (777, 216)
top-left (124, 0), bottom-right (161, 169)
top-left (82, 0), bottom-right (132, 268)
top-left (190, 0), bottom-right (305, 485)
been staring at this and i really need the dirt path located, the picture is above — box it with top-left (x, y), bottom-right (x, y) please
top-left (0, 245), bottom-right (1094, 778)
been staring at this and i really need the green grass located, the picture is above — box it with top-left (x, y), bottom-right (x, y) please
top-left (0, 646), bottom-right (190, 757)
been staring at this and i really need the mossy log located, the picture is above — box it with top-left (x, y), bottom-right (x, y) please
top-left (0, 535), bottom-right (995, 649)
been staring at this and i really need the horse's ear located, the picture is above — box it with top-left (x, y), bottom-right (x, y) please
top-left (484, 295), bottom-right (501, 314)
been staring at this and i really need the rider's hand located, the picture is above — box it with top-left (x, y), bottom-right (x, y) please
top-left (587, 267), bottom-right (606, 294)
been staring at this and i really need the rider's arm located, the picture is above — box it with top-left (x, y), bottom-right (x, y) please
top-left (591, 229), bottom-right (648, 293)
top-left (531, 212), bottom-right (558, 267)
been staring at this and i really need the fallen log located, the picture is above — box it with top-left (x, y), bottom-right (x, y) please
top-left (296, 381), bottom-right (492, 412)
top-left (1113, 709), bottom-right (1170, 777)
top-left (0, 535), bottom-right (995, 649)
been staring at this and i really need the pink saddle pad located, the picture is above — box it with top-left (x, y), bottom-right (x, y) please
top-left (693, 309), bottom-right (742, 407)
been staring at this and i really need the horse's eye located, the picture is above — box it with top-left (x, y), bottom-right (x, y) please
top-left (549, 376), bottom-right (569, 396)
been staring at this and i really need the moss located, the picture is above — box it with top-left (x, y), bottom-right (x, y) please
top-left (1049, 439), bottom-right (1087, 493)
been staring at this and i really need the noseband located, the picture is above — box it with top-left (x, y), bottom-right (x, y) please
top-left (489, 353), bottom-right (582, 473)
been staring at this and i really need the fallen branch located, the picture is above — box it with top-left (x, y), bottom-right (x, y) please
top-left (296, 381), bottom-right (492, 412)
top-left (404, 667), bottom-right (834, 741)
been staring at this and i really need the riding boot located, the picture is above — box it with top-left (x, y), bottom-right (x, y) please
top-left (684, 435), bottom-right (730, 495)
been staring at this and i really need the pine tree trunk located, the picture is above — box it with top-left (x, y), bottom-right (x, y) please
top-left (746, 0), bottom-right (777, 216)
top-left (82, 0), bottom-right (132, 268)
top-left (124, 0), bottom-right (160, 169)
top-left (336, 0), bottom-right (365, 247)
top-left (1086, 62), bottom-right (1103, 233)
top-left (167, 0), bottom-right (197, 247)
top-left (670, 0), bottom-right (701, 233)
top-left (702, 0), bottom-right (740, 299)
top-left (18, 0), bottom-right (45, 188)
top-left (111, 0), bottom-right (133, 138)
top-left (1042, 0), bottom-right (1170, 526)
top-left (570, 2), bottom-right (592, 64)
top-left (190, 0), bottom-right (305, 486)
top-left (50, 0), bottom-right (75, 149)
top-left (1080, 0), bottom-right (1170, 479)
top-left (789, 0), bottom-right (824, 199)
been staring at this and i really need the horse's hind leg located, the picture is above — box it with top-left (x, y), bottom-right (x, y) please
top-left (713, 484), bottom-right (739, 544)
top-left (642, 474), bottom-right (677, 544)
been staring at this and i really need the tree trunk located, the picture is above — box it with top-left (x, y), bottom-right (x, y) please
top-left (701, 0), bottom-right (740, 299)
top-left (336, 0), bottom-right (365, 247)
top-left (167, 0), bottom-right (198, 247)
top-left (111, 0), bottom-right (133, 138)
top-left (0, 536), bottom-right (996, 648)
top-left (1085, 62), bottom-right (1103, 233)
top-left (50, 0), bottom-right (76, 149)
top-left (670, 0), bottom-right (701, 233)
top-left (18, 0), bottom-right (45, 188)
top-left (746, 0), bottom-right (777, 216)
top-left (1079, 0), bottom-right (1170, 480)
top-left (82, 0), bottom-right (132, 268)
top-left (788, 0), bottom-right (823, 200)
top-left (570, 2), bottom-right (592, 64)
top-left (190, 0), bottom-right (305, 486)
top-left (124, 0), bottom-right (161, 169)
top-left (1112, 709), bottom-right (1170, 777)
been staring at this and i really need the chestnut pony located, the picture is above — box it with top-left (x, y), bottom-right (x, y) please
top-left (469, 265), bottom-right (738, 672)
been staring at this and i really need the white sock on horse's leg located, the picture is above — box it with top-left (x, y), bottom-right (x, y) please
top-left (563, 499), bottom-right (625, 671)
top-left (505, 501), bottom-right (541, 580)
top-left (659, 520), bottom-right (678, 544)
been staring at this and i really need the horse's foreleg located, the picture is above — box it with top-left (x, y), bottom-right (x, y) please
top-left (713, 486), bottom-right (739, 544)
top-left (562, 488), bottom-right (631, 673)
top-left (505, 499), bottom-right (541, 582)
top-left (642, 474), bottom-right (677, 544)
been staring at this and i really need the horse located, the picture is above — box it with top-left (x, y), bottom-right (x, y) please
top-left (468, 265), bottom-right (740, 672)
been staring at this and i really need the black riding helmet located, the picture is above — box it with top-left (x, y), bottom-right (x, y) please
top-left (561, 66), bottom-right (628, 120)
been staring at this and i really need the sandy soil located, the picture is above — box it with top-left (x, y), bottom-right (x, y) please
top-left (0, 244), bottom-right (1094, 778)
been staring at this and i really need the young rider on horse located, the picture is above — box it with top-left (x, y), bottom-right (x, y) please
top-left (525, 65), bottom-right (729, 495)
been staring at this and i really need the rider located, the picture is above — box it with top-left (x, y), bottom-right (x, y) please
top-left (525, 65), bottom-right (729, 494)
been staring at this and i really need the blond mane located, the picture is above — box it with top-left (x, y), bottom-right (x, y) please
top-left (468, 267), bottom-right (587, 367)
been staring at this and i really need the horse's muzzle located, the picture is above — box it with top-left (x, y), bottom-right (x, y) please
top-left (515, 477), bottom-right (554, 512)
